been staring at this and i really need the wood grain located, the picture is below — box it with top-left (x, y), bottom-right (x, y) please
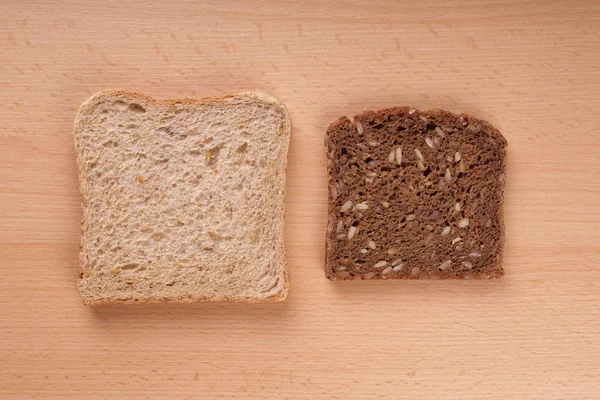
top-left (1, 0), bottom-right (599, 398)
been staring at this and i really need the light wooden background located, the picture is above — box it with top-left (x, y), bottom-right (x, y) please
top-left (1, 1), bottom-right (599, 399)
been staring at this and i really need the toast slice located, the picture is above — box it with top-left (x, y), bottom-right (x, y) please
top-left (74, 90), bottom-right (290, 304)
top-left (325, 107), bottom-right (507, 280)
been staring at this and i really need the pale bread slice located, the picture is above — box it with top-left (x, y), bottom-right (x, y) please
top-left (74, 90), bottom-right (290, 305)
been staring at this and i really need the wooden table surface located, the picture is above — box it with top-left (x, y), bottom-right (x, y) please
top-left (1, 1), bottom-right (599, 399)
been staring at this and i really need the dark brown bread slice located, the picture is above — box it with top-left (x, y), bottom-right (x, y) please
top-left (325, 107), bottom-right (507, 280)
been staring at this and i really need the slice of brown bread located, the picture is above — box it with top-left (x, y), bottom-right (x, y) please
top-left (325, 107), bottom-right (507, 280)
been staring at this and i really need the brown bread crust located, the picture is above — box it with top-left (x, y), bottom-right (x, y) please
top-left (325, 107), bottom-right (507, 280)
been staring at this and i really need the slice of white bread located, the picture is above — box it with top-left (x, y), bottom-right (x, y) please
top-left (74, 90), bottom-right (290, 305)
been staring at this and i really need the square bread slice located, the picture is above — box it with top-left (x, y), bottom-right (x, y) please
top-left (325, 107), bottom-right (507, 280)
top-left (74, 90), bottom-right (290, 304)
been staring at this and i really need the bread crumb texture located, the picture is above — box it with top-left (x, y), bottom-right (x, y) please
top-left (325, 107), bottom-right (507, 280)
top-left (74, 90), bottom-right (290, 305)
